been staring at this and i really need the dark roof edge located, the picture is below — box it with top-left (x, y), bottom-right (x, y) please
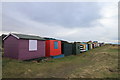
top-left (3, 33), bottom-right (46, 41)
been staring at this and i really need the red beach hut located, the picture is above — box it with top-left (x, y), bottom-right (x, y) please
top-left (44, 38), bottom-right (63, 58)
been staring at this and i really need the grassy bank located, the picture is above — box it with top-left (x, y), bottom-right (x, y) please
top-left (2, 44), bottom-right (119, 78)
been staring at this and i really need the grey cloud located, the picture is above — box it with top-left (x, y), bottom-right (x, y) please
top-left (2, 2), bottom-right (118, 44)
top-left (2, 2), bottom-right (101, 28)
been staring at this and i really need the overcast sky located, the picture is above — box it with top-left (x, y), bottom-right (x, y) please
top-left (1, 2), bottom-right (118, 43)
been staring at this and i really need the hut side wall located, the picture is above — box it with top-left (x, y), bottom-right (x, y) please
top-left (45, 40), bottom-right (50, 57)
top-left (88, 43), bottom-right (93, 50)
top-left (18, 39), bottom-right (45, 60)
top-left (88, 44), bottom-right (91, 50)
top-left (85, 44), bottom-right (88, 51)
top-left (4, 35), bottom-right (19, 59)
top-left (45, 40), bottom-right (62, 57)
top-left (62, 42), bottom-right (72, 56)
top-left (72, 42), bottom-right (81, 55)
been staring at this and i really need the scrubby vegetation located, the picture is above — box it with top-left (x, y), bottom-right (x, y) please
top-left (2, 44), bottom-right (119, 78)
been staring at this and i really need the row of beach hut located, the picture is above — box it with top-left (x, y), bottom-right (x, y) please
top-left (3, 33), bottom-right (104, 60)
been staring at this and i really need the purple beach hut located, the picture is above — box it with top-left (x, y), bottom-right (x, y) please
top-left (3, 33), bottom-right (46, 60)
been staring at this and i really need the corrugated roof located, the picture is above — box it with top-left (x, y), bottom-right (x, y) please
top-left (13, 33), bottom-right (45, 40)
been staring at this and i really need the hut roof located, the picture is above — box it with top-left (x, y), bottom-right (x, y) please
top-left (44, 37), bottom-right (56, 40)
top-left (3, 33), bottom-right (45, 40)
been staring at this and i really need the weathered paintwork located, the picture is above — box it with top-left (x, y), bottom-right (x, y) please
top-left (61, 41), bottom-right (73, 56)
top-left (45, 40), bottom-right (62, 57)
top-left (4, 35), bottom-right (45, 60)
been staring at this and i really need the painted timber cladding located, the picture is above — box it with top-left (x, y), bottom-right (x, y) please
top-left (18, 39), bottom-right (45, 60)
top-left (4, 35), bottom-right (19, 59)
top-left (61, 41), bottom-right (73, 56)
top-left (4, 35), bottom-right (45, 60)
top-left (80, 43), bottom-right (88, 52)
top-left (45, 40), bottom-right (62, 57)
top-left (88, 43), bottom-right (93, 50)
top-left (72, 42), bottom-right (81, 55)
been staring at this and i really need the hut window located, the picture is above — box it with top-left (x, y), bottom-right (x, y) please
top-left (54, 41), bottom-right (58, 49)
top-left (29, 40), bottom-right (37, 51)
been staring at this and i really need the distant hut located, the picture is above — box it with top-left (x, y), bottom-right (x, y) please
top-left (87, 41), bottom-right (93, 50)
top-left (99, 42), bottom-right (104, 46)
top-left (93, 41), bottom-right (99, 48)
top-left (72, 42), bottom-right (81, 55)
top-left (61, 41), bottom-right (73, 56)
top-left (79, 42), bottom-right (88, 52)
